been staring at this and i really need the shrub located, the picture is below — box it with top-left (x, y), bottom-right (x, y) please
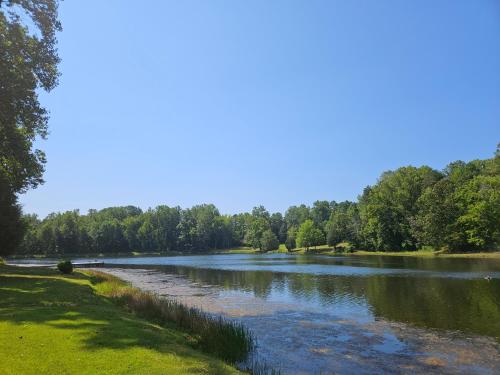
top-left (261, 230), bottom-right (279, 252)
top-left (334, 242), bottom-right (354, 253)
top-left (57, 260), bottom-right (73, 274)
top-left (284, 237), bottom-right (294, 251)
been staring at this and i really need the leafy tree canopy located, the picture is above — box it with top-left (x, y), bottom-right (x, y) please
top-left (296, 220), bottom-right (324, 250)
top-left (0, 0), bottom-right (61, 192)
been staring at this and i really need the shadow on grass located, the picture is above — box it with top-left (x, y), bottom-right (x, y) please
top-left (0, 265), bottom-right (236, 375)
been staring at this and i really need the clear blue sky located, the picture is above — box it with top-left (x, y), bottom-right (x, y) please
top-left (21, 0), bottom-right (500, 217)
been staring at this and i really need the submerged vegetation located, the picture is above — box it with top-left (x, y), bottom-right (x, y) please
top-left (10, 145), bottom-right (499, 258)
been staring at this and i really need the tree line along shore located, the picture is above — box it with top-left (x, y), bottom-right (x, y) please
top-left (7, 146), bottom-right (499, 258)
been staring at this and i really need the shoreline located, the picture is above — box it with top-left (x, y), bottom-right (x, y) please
top-left (7, 248), bottom-right (500, 261)
top-left (348, 250), bottom-right (500, 258)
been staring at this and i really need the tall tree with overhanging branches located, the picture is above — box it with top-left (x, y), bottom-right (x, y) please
top-left (0, 0), bottom-right (61, 255)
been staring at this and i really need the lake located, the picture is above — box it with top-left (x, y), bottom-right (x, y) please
top-left (19, 253), bottom-right (500, 374)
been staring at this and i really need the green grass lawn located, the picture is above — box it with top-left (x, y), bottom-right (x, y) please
top-left (285, 244), bottom-right (333, 254)
top-left (349, 250), bottom-right (500, 258)
top-left (214, 247), bottom-right (258, 254)
top-left (274, 245), bottom-right (500, 259)
top-left (0, 265), bottom-right (240, 375)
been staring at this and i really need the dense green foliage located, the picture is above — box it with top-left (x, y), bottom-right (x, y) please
top-left (326, 201), bottom-right (360, 248)
top-left (260, 229), bottom-right (279, 252)
top-left (19, 204), bottom-right (243, 255)
top-left (57, 260), bottom-right (73, 274)
top-left (17, 146), bottom-right (500, 255)
top-left (295, 220), bottom-right (324, 250)
top-left (358, 166), bottom-right (443, 251)
top-left (0, 171), bottom-right (24, 255)
top-left (0, 0), bottom-right (61, 255)
top-left (284, 230), bottom-right (296, 251)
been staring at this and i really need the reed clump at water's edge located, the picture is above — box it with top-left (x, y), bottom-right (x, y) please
top-left (87, 270), bottom-right (254, 364)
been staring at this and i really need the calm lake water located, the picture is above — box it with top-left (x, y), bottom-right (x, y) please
top-left (17, 254), bottom-right (500, 374)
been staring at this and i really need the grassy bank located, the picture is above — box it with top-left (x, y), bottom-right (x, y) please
top-left (349, 250), bottom-right (500, 259)
top-left (0, 264), bottom-right (244, 375)
top-left (88, 270), bottom-right (253, 363)
top-left (222, 245), bottom-right (500, 259)
top-left (284, 246), bottom-right (500, 259)
top-left (214, 247), bottom-right (259, 254)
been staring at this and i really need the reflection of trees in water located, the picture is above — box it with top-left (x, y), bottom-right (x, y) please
top-left (159, 264), bottom-right (500, 338)
top-left (374, 256), bottom-right (500, 273)
top-left (364, 276), bottom-right (500, 338)
top-left (298, 255), bottom-right (500, 273)
top-left (162, 265), bottom-right (368, 304)
top-left (315, 275), bottom-right (367, 301)
top-left (166, 266), bottom-right (278, 298)
top-left (286, 273), bottom-right (367, 306)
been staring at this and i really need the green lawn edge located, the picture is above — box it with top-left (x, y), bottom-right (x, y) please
top-left (0, 264), bottom-right (241, 375)
top-left (221, 245), bottom-right (500, 259)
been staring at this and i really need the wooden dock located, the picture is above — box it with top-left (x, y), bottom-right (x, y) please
top-left (73, 261), bottom-right (105, 268)
top-left (7, 261), bottom-right (105, 268)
